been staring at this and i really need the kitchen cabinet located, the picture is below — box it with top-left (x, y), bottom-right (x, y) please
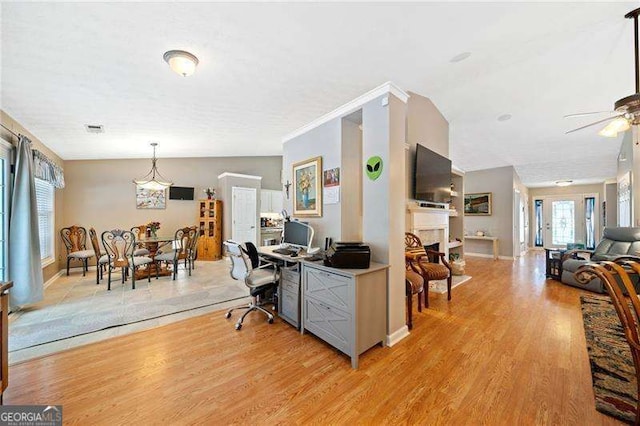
top-left (260, 189), bottom-right (284, 214)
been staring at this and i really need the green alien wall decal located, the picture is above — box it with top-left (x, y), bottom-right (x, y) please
top-left (365, 156), bottom-right (383, 180)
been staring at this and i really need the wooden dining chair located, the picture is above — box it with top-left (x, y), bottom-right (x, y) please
top-left (60, 225), bottom-right (94, 276)
top-left (88, 228), bottom-right (109, 285)
top-left (130, 225), bottom-right (151, 256)
top-left (577, 259), bottom-right (640, 425)
top-left (155, 227), bottom-right (197, 280)
top-left (101, 229), bottom-right (153, 290)
top-left (186, 226), bottom-right (199, 272)
top-left (405, 255), bottom-right (425, 329)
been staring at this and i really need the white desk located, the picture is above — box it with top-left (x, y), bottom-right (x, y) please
top-left (258, 245), bottom-right (389, 369)
top-left (465, 236), bottom-right (499, 260)
top-left (258, 245), bottom-right (307, 329)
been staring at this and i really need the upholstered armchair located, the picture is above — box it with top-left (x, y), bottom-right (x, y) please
top-left (404, 232), bottom-right (453, 308)
top-left (562, 227), bottom-right (640, 293)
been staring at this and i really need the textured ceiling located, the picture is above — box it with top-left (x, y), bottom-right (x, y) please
top-left (0, 2), bottom-right (636, 186)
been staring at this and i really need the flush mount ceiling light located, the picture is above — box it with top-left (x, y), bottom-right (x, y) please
top-left (497, 114), bottom-right (512, 122)
top-left (163, 50), bottom-right (199, 77)
top-left (555, 180), bottom-right (573, 187)
top-left (133, 143), bottom-right (173, 190)
top-left (449, 52), bottom-right (471, 63)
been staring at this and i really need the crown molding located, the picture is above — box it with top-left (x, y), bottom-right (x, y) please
top-left (282, 81), bottom-right (410, 143)
top-left (217, 172), bottom-right (262, 180)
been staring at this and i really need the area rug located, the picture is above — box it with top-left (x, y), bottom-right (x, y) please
top-left (9, 281), bottom-right (248, 352)
top-left (581, 294), bottom-right (637, 424)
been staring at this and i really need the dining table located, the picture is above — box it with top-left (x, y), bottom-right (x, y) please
top-left (136, 235), bottom-right (175, 279)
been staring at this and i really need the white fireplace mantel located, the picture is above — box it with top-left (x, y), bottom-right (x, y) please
top-left (406, 205), bottom-right (450, 259)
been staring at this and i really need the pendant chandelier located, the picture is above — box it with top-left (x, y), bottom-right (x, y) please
top-left (133, 143), bottom-right (173, 190)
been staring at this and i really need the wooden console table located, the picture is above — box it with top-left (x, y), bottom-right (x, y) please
top-left (465, 236), bottom-right (499, 260)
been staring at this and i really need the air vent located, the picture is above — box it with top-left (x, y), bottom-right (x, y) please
top-left (85, 124), bottom-right (104, 134)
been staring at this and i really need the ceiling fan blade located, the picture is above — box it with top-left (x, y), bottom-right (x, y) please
top-left (564, 111), bottom-right (616, 118)
top-left (565, 114), bottom-right (624, 134)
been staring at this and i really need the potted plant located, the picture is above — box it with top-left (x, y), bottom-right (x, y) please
top-left (203, 187), bottom-right (216, 200)
top-left (449, 252), bottom-right (465, 276)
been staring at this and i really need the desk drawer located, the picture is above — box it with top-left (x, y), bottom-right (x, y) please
top-left (281, 278), bottom-right (298, 294)
top-left (282, 268), bottom-right (299, 283)
top-left (280, 289), bottom-right (299, 328)
top-left (304, 267), bottom-right (352, 311)
top-left (304, 296), bottom-right (351, 354)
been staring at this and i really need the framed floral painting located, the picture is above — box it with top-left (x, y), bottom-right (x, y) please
top-left (293, 156), bottom-right (322, 217)
top-left (136, 185), bottom-right (166, 209)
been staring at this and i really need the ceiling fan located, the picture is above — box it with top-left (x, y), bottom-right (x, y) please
top-left (566, 7), bottom-right (640, 138)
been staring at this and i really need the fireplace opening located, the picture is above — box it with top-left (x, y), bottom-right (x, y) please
top-left (424, 242), bottom-right (440, 263)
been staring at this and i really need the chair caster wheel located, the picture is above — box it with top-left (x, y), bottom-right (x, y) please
top-left (235, 323), bottom-right (242, 330)
top-left (268, 317), bottom-right (274, 324)
top-left (225, 312), bottom-right (231, 319)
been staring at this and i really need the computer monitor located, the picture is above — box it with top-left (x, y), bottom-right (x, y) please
top-left (283, 221), bottom-right (313, 250)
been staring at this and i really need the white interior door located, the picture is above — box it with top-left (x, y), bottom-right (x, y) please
top-left (232, 187), bottom-right (257, 246)
top-left (0, 140), bottom-right (11, 281)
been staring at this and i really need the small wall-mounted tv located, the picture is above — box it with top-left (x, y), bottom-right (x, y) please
top-left (414, 144), bottom-right (451, 204)
top-left (169, 186), bottom-right (195, 200)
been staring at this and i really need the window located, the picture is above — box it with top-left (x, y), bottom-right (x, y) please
top-left (585, 197), bottom-right (596, 250)
top-left (534, 199), bottom-right (543, 247)
top-left (35, 178), bottom-right (54, 261)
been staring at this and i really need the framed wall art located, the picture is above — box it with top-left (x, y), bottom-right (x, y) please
top-left (464, 192), bottom-right (492, 216)
top-left (293, 156), bottom-right (322, 217)
top-left (136, 185), bottom-right (166, 209)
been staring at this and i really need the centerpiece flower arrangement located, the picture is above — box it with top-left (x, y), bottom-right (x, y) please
top-left (147, 221), bottom-right (161, 238)
top-left (203, 187), bottom-right (216, 200)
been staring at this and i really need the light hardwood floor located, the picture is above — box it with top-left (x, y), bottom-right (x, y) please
top-left (5, 252), bottom-right (622, 424)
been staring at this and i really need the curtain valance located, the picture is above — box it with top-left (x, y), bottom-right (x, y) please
top-left (33, 149), bottom-right (65, 189)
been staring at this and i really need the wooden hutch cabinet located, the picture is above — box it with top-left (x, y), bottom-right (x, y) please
top-left (197, 199), bottom-right (222, 261)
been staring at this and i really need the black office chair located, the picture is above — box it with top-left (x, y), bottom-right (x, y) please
top-left (224, 241), bottom-right (279, 330)
top-left (242, 241), bottom-right (261, 268)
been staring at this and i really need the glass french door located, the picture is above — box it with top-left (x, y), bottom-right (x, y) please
top-left (0, 141), bottom-right (11, 281)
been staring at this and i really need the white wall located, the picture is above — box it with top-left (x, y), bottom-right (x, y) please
top-left (63, 156), bottom-right (281, 246)
top-left (281, 87), bottom-right (409, 342)
top-left (282, 117), bottom-right (342, 245)
top-left (465, 166), bottom-right (515, 258)
top-left (405, 92), bottom-right (449, 200)
top-left (528, 183), bottom-right (604, 247)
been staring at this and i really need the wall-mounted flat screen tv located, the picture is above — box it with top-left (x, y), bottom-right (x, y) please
top-left (169, 186), bottom-right (195, 200)
top-left (414, 144), bottom-right (451, 204)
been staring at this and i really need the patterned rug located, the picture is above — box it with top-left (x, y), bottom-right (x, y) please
top-left (581, 295), bottom-right (637, 424)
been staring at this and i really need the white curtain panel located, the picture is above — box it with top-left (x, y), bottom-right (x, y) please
top-left (9, 136), bottom-right (43, 308)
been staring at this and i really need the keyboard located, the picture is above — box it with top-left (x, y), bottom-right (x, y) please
top-left (273, 248), bottom-right (296, 256)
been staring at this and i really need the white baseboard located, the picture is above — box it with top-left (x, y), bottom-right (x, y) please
top-left (386, 325), bottom-right (410, 347)
top-left (43, 270), bottom-right (64, 289)
top-left (465, 252), bottom-right (515, 261)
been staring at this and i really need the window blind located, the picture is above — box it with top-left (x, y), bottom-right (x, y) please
top-left (35, 178), bottom-right (54, 260)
